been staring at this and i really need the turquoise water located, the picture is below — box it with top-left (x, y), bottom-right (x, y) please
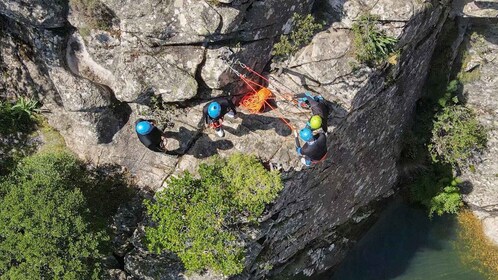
top-left (328, 199), bottom-right (486, 280)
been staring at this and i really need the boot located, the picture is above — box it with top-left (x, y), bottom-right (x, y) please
top-left (216, 128), bottom-right (225, 137)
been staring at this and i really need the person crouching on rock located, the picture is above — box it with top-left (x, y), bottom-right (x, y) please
top-left (135, 119), bottom-right (168, 153)
top-left (203, 98), bottom-right (237, 137)
top-left (295, 92), bottom-right (330, 136)
top-left (294, 127), bottom-right (327, 167)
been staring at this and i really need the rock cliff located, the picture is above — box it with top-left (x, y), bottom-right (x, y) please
top-left (454, 1), bottom-right (498, 246)
top-left (0, 0), bottom-right (466, 278)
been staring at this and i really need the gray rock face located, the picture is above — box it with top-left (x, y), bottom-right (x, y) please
top-left (0, 0), bottom-right (456, 279)
top-left (459, 23), bottom-right (498, 245)
top-left (0, 0), bottom-right (67, 28)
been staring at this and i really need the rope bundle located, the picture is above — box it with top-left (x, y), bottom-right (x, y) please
top-left (240, 88), bottom-right (272, 113)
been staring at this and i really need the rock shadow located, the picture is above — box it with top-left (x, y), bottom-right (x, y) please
top-left (163, 126), bottom-right (234, 158)
top-left (223, 112), bottom-right (293, 137)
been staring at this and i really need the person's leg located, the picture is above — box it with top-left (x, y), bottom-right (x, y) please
top-left (300, 157), bottom-right (312, 166)
top-left (215, 127), bottom-right (225, 137)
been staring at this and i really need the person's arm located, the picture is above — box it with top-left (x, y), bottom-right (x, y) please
top-left (294, 130), bottom-right (302, 155)
top-left (202, 105), bottom-right (209, 125)
top-left (227, 98), bottom-right (237, 114)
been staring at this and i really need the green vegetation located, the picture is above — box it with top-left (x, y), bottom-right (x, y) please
top-left (0, 152), bottom-right (106, 279)
top-left (0, 97), bottom-right (40, 175)
top-left (410, 172), bottom-right (463, 218)
top-left (0, 97), bottom-right (38, 135)
top-left (145, 153), bottom-right (283, 276)
top-left (272, 13), bottom-right (323, 59)
top-left (352, 14), bottom-right (398, 66)
top-left (457, 210), bottom-right (498, 279)
top-left (429, 106), bottom-right (487, 167)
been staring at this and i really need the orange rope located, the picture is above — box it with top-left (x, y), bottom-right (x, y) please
top-left (243, 65), bottom-right (270, 83)
top-left (238, 74), bottom-right (295, 131)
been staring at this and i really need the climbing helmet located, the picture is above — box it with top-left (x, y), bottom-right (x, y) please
top-left (208, 101), bottom-right (221, 118)
top-left (299, 127), bottom-right (313, 142)
top-left (136, 121), bottom-right (153, 135)
top-left (309, 115), bottom-right (322, 130)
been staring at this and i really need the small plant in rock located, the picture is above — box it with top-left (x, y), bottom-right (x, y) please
top-left (429, 105), bottom-right (487, 168)
top-left (0, 98), bottom-right (39, 135)
top-left (11, 96), bottom-right (39, 119)
top-left (352, 14), bottom-right (398, 66)
top-left (145, 153), bottom-right (283, 276)
top-left (272, 13), bottom-right (323, 59)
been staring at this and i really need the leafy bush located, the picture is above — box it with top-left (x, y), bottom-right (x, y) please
top-left (409, 169), bottom-right (463, 218)
top-left (352, 14), bottom-right (398, 66)
top-left (145, 153), bottom-right (282, 276)
top-left (436, 79), bottom-right (460, 108)
top-left (429, 105), bottom-right (487, 167)
top-left (272, 13), bottom-right (323, 59)
top-left (0, 151), bottom-right (107, 279)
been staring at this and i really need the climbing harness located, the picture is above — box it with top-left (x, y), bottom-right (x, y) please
top-left (209, 119), bottom-right (223, 129)
top-left (311, 153), bottom-right (328, 164)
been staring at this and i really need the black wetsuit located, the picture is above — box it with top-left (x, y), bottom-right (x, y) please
top-left (135, 119), bottom-right (165, 152)
top-left (203, 98), bottom-right (237, 129)
top-left (296, 93), bottom-right (330, 133)
top-left (295, 133), bottom-right (327, 162)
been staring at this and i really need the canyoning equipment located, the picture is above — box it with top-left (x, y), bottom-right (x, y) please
top-left (136, 121), bottom-right (153, 135)
top-left (299, 127), bottom-right (313, 142)
top-left (222, 56), bottom-right (298, 131)
top-left (309, 115), bottom-right (323, 130)
top-left (209, 119), bottom-right (223, 129)
top-left (208, 102), bottom-right (221, 118)
top-left (312, 153), bottom-right (328, 164)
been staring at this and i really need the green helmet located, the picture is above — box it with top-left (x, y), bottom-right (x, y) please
top-left (309, 115), bottom-right (322, 130)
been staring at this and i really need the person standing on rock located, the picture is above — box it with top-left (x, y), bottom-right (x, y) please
top-left (203, 98), bottom-right (237, 137)
top-left (294, 127), bottom-right (327, 167)
top-left (135, 119), bottom-right (169, 153)
top-left (295, 92), bottom-right (330, 135)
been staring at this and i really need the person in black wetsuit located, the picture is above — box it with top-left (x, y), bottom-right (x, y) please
top-left (295, 92), bottom-right (330, 135)
top-left (202, 98), bottom-right (237, 137)
top-left (135, 119), bottom-right (167, 153)
top-left (294, 127), bottom-right (327, 166)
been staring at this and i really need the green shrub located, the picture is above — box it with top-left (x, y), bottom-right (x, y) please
top-left (145, 153), bottom-right (283, 276)
top-left (272, 13), bottom-right (323, 59)
top-left (352, 14), bottom-right (398, 66)
top-left (0, 151), bottom-right (107, 279)
top-left (429, 105), bottom-right (487, 167)
top-left (409, 169), bottom-right (463, 218)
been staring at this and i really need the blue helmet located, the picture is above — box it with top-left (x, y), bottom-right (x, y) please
top-left (208, 101), bottom-right (221, 118)
top-left (136, 121), bottom-right (153, 135)
top-left (299, 127), bottom-right (313, 142)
